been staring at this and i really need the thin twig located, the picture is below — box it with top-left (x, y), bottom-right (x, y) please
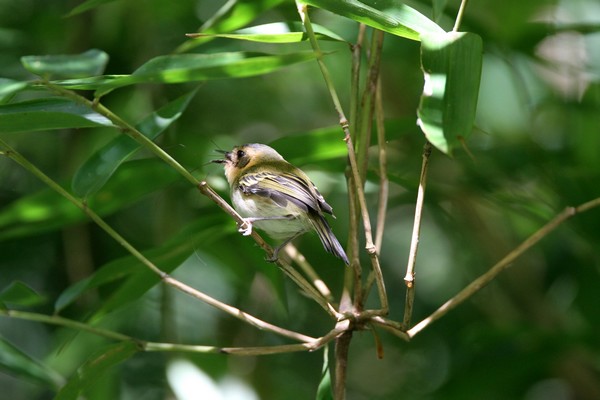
top-left (402, 142), bottom-right (432, 328)
top-left (362, 77), bottom-right (389, 300)
top-left (452, 0), bottom-right (470, 32)
top-left (407, 199), bottom-right (600, 337)
top-left (285, 244), bottom-right (334, 302)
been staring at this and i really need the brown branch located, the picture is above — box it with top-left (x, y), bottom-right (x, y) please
top-left (402, 142), bottom-right (432, 327)
top-left (407, 198), bottom-right (600, 338)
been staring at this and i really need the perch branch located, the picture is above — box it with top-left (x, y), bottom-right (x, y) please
top-left (408, 198), bottom-right (600, 337)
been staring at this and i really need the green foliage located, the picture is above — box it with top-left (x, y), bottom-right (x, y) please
top-left (1, 0), bottom-right (599, 399)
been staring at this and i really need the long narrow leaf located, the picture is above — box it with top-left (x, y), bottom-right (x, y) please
top-left (417, 32), bottom-right (483, 154)
top-left (49, 52), bottom-right (321, 95)
top-left (72, 89), bottom-right (199, 197)
top-left (176, 0), bottom-right (286, 52)
top-left (300, 0), bottom-right (444, 41)
top-left (0, 160), bottom-right (180, 241)
top-left (66, 0), bottom-right (118, 17)
top-left (21, 49), bottom-right (109, 79)
top-left (0, 337), bottom-right (64, 389)
top-left (0, 98), bottom-right (114, 133)
top-left (187, 22), bottom-right (346, 43)
top-left (54, 341), bottom-right (139, 400)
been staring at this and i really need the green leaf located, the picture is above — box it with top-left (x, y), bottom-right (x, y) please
top-left (0, 78), bottom-right (28, 104)
top-left (55, 341), bottom-right (139, 400)
top-left (51, 52), bottom-right (321, 95)
top-left (72, 89), bottom-right (199, 197)
top-left (66, 0), bottom-right (118, 17)
top-left (316, 345), bottom-right (333, 400)
top-left (0, 337), bottom-right (64, 389)
top-left (55, 216), bottom-right (227, 317)
top-left (417, 32), bottom-right (483, 154)
top-left (0, 159), bottom-right (180, 241)
top-left (21, 49), bottom-right (109, 79)
top-left (300, 0), bottom-right (444, 41)
top-left (187, 22), bottom-right (346, 44)
top-left (176, 0), bottom-right (286, 52)
top-left (0, 281), bottom-right (45, 307)
top-left (0, 98), bottom-right (114, 133)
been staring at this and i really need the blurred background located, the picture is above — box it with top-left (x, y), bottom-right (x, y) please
top-left (1, 0), bottom-right (600, 399)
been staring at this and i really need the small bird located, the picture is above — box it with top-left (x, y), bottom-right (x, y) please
top-left (213, 143), bottom-right (349, 265)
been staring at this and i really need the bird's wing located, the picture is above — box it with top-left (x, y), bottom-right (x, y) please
top-left (238, 171), bottom-right (333, 215)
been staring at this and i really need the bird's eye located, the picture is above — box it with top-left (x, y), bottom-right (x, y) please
top-left (236, 150), bottom-right (246, 158)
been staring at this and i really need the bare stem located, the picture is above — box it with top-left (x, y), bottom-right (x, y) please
top-left (407, 198), bottom-right (600, 337)
top-left (374, 79), bottom-right (389, 253)
top-left (403, 142), bottom-right (432, 327)
top-left (452, 0), bottom-right (470, 32)
top-left (334, 331), bottom-right (352, 400)
top-left (285, 244), bottom-right (334, 302)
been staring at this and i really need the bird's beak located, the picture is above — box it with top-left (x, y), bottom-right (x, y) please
top-left (211, 149), bottom-right (230, 164)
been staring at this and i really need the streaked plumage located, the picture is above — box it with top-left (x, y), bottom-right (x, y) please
top-left (213, 143), bottom-right (349, 265)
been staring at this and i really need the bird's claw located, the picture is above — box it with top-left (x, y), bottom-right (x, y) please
top-left (238, 219), bottom-right (253, 236)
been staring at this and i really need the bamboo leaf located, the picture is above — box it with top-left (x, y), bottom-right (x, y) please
top-left (300, 0), bottom-right (444, 41)
top-left (176, 0), bottom-right (286, 52)
top-left (187, 22), bottom-right (346, 43)
top-left (417, 32), bottom-right (483, 154)
top-left (0, 160), bottom-right (180, 241)
top-left (54, 341), bottom-right (139, 400)
top-left (21, 49), bottom-right (109, 79)
top-left (0, 337), bottom-right (64, 389)
top-left (0, 98), bottom-right (114, 133)
top-left (71, 89), bottom-right (198, 197)
top-left (49, 52), bottom-right (321, 95)
top-left (0, 281), bottom-right (45, 307)
top-left (0, 78), bottom-right (28, 104)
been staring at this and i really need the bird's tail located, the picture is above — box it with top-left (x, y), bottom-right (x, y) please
top-left (311, 215), bottom-right (350, 265)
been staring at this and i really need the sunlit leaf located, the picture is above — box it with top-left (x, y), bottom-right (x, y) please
top-left (0, 337), bottom-right (64, 389)
top-left (72, 89), bottom-right (199, 197)
top-left (50, 52), bottom-right (321, 95)
top-left (187, 22), bottom-right (346, 43)
top-left (176, 0), bottom-right (286, 52)
top-left (300, 0), bottom-right (444, 41)
top-left (0, 281), bottom-right (45, 307)
top-left (21, 49), bottom-right (109, 79)
top-left (0, 159), bottom-right (181, 241)
top-left (54, 341), bottom-right (139, 400)
top-left (0, 78), bottom-right (28, 104)
top-left (0, 98), bottom-right (114, 133)
top-left (417, 31), bottom-right (483, 154)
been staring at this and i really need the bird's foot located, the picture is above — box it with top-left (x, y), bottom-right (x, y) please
top-left (238, 219), bottom-right (253, 236)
